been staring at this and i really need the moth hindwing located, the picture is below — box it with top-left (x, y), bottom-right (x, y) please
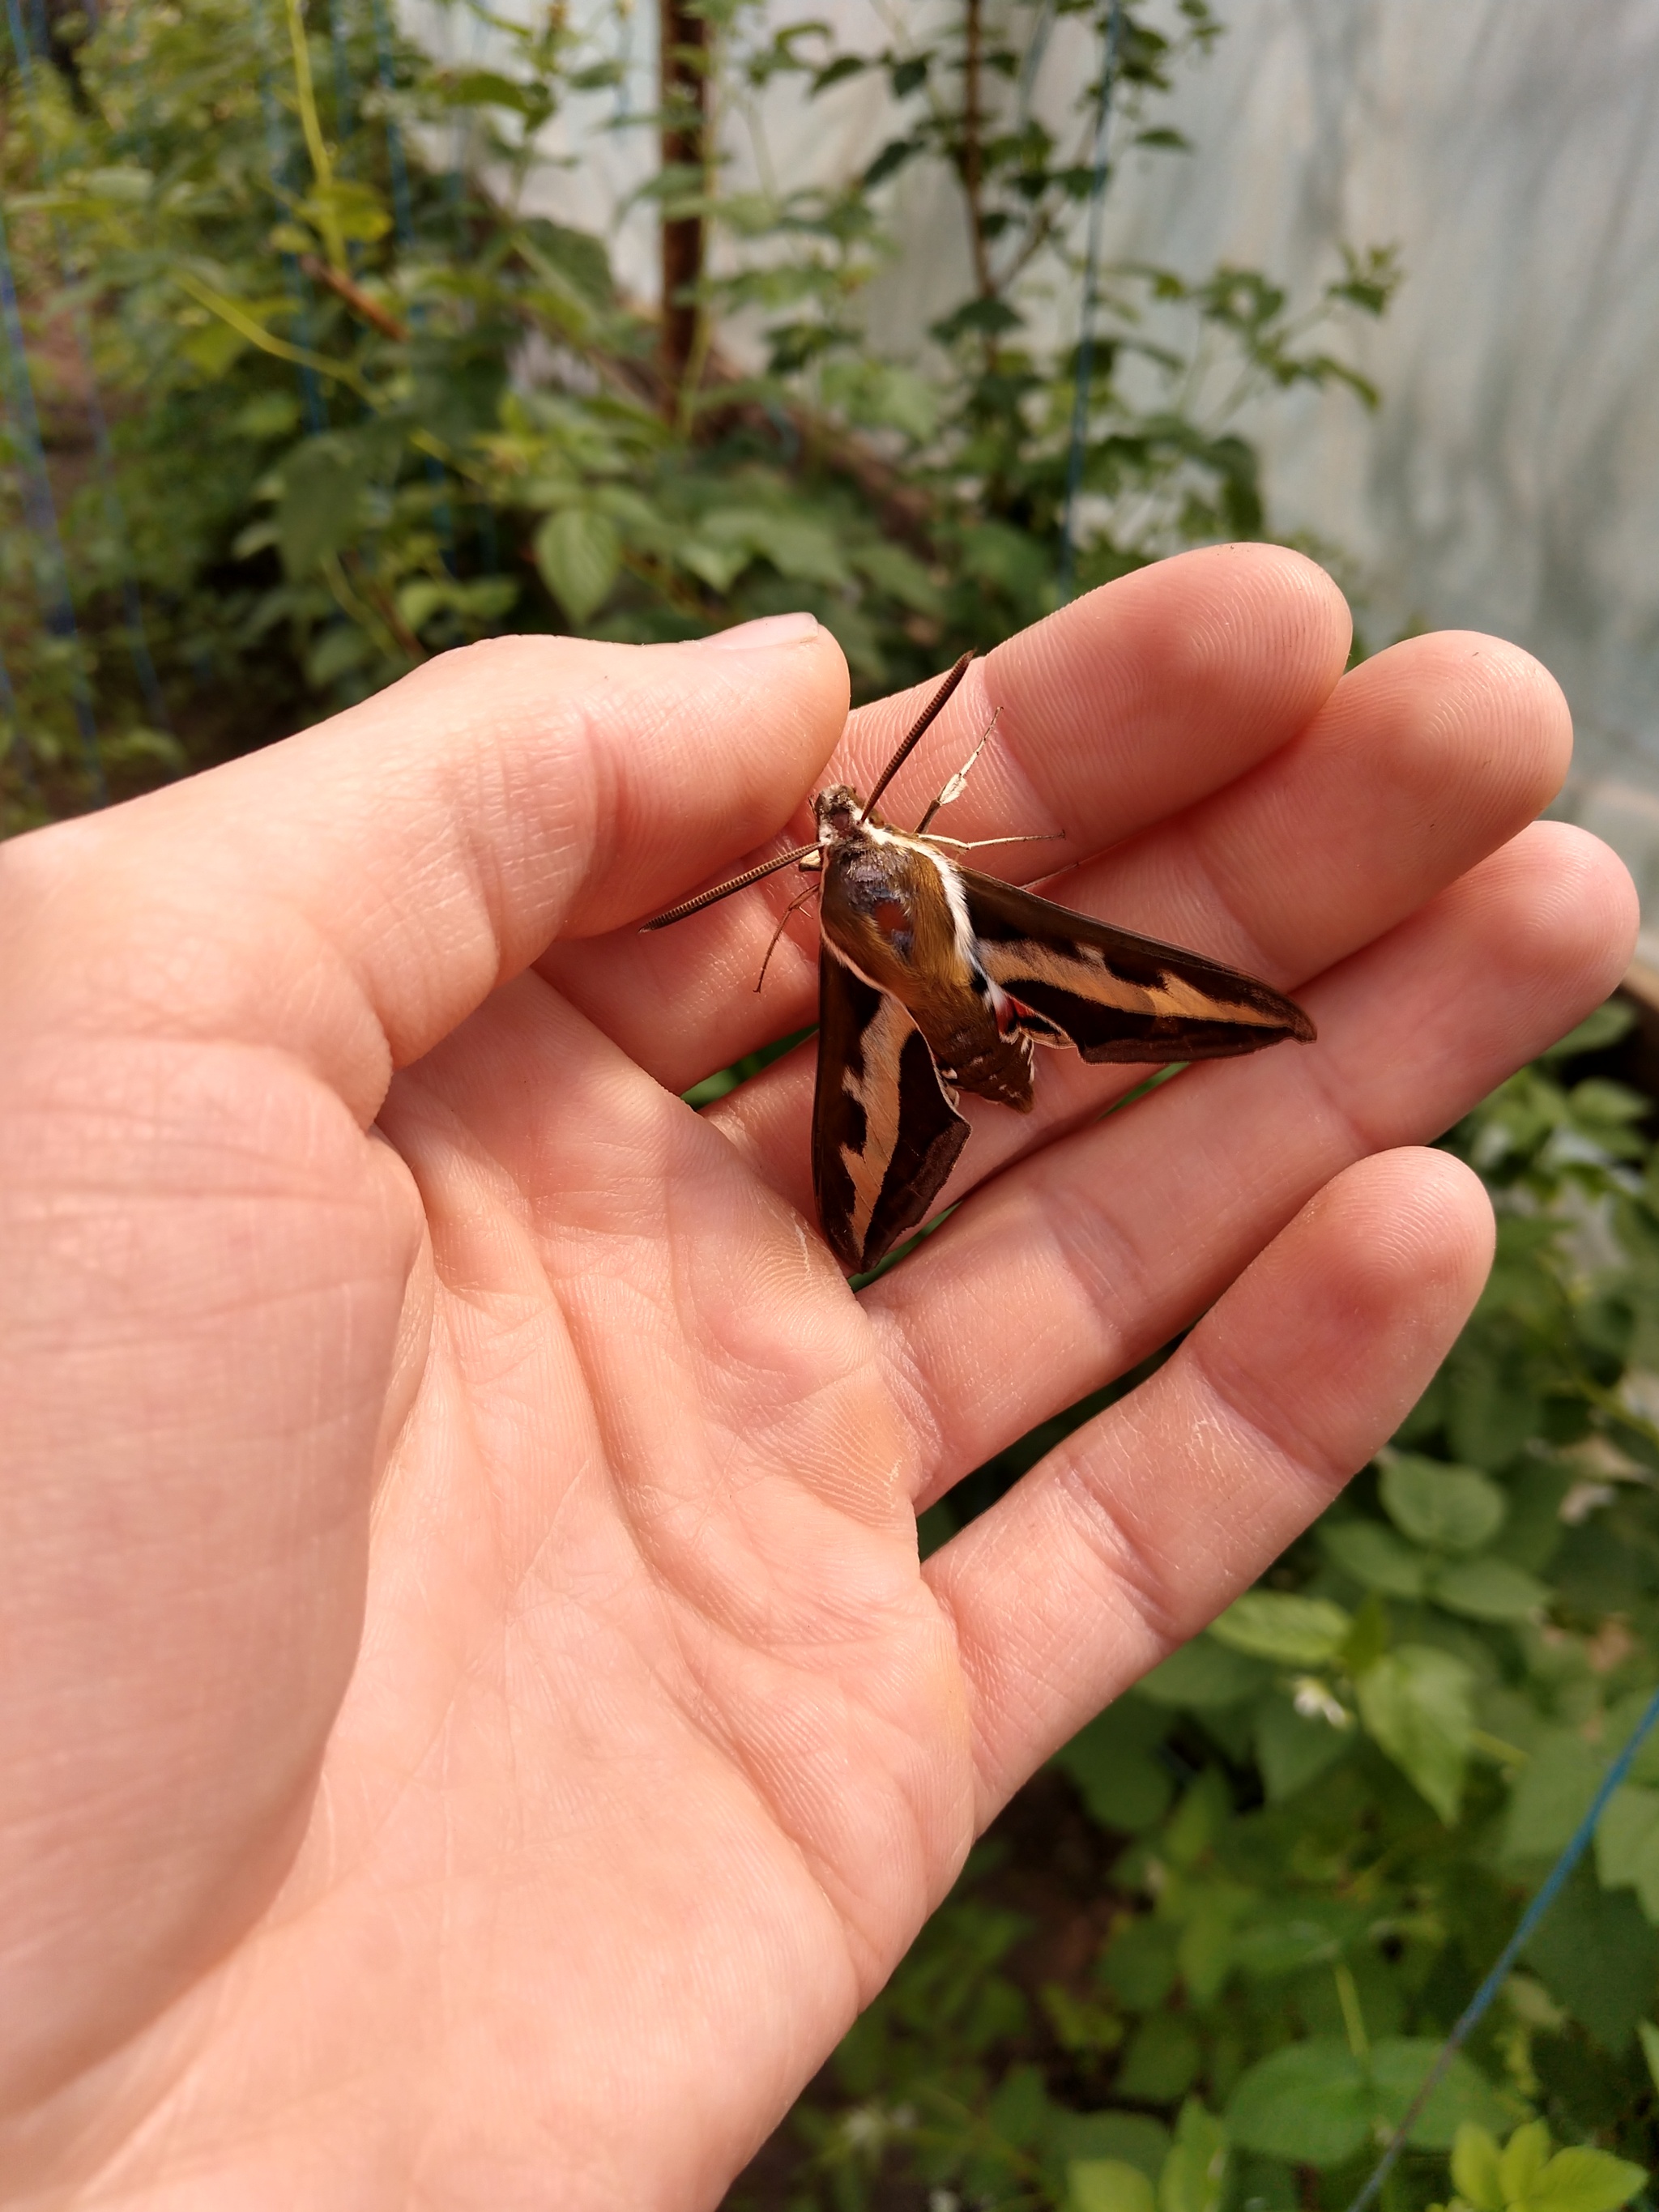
top-left (642, 652), bottom-right (1315, 1276)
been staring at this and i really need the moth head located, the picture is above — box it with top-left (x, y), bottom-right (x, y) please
top-left (813, 785), bottom-right (865, 843)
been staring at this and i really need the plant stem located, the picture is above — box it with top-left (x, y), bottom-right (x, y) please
top-left (675, 8), bottom-right (720, 437)
top-left (1333, 1959), bottom-right (1370, 2063)
top-left (284, 0), bottom-right (348, 275)
top-left (658, 0), bottom-right (707, 406)
top-left (173, 269), bottom-right (372, 399)
top-left (960, 0), bottom-right (993, 303)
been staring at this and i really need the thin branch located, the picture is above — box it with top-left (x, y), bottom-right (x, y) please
top-left (299, 252), bottom-right (408, 339)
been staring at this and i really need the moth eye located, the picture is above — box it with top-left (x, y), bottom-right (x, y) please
top-left (872, 897), bottom-right (909, 936)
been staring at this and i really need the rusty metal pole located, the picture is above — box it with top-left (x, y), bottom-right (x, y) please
top-left (658, 0), bottom-right (708, 403)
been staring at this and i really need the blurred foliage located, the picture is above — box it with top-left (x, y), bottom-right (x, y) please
top-left (0, 0), bottom-right (1394, 820)
top-left (729, 1004), bottom-right (1659, 2207)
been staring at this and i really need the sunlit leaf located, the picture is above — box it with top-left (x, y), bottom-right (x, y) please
top-left (1209, 1592), bottom-right (1350, 1667)
top-left (1354, 1646), bottom-right (1473, 1822)
top-left (1071, 2160), bottom-right (1158, 2212)
top-left (535, 507), bottom-right (621, 625)
top-left (1380, 1455), bottom-right (1507, 1552)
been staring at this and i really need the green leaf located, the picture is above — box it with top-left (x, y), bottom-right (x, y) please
top-left (1071, 2160), bottom-right (1157, 2212)
top-left (931, 293), bottom-right (1023, 342)
top-left (1500, 2122), bottom-right (1554, 2202)
top-left (232, 391), bottom-right (301, 441)
top-left (1341, 1592), bottom-right (1390, 1676)
top-left (1118, 2015), bottom-right (1201, 2102)
top-left (821, 358), bottom-right (940, 445)
top-left (1230, 1897), bottom-right (1370, 1978)
top-left (1596, 1783), bottom-right (1659, 1918)
top-left (1354, 1645), bottom-right (1473, 1822)
top-left (691, 505), bottom-right (848, 588)
top-left (83, 163), bottom-right (153, 203)
top-left (301, 177), bottom-right (392, 245)
top-left (1209, 1593), bottom-right (1351, 1667)
top-left (849, 539), bottom-right (944, 616)
top-left (1367, 2041), bottom-right (1513, 2148)
top-left (535, 507), bottom-right (621, 624)
top-left (1523, 2147), bottom-right (1649, 2212)
top-left (1101, 1918), bottom-right (1179, 2011)
top-left (1320, 1518), bottom-right (1427, 1596)
top-left (1523, 1863), bottom-right (1659, 2051)
top-left (1639, 2018), bottom-right (1659, 2091)
top-left (517, 217), bottom-right (614, 309)
top-left (179, 312), bottom-right (252, 378)
top-left (1501, 1729), bottom-right (1601, 1864)
top-left (1253, 1693), bottom-right (1351, 1802)
top-left (1225, 2040), bottom-right (1367, 2167)
top-left (304, 621), bottom-right (374, 686)
top-left (1540, 1001), bottom-right (1635, 1059)
top-left (276, 433), bottom-right (373, 579)
top-left (1178, 1886), bottom-right (1250, 2003)
top-left (99, 726), bottom-right (188, 774)
top-left (1452, 2122), bottom-right (1505, 2212)
top-left (862, 134), bottom-right (920, 187)
top-left (1051, 2113), bottom-right (1171, 2188)
top-left (811, 53), bottom-right (868, 92)
top-left (1380, 1455), bottom-right (1507, 1552)
top-left (1159, 2102), bottom-right (1228, 2212)
top-left (1431, 1555), bottom-right (1550, 1622)
top-left (1053, 1699), bottom-right (1174, 1834)
top-left (1137, 1639), bottom-right (1270, 1709)
top-left (679, 539), bottom-right (751, 593)
top-left (1163, 1769), bottom-right (1230, 1868)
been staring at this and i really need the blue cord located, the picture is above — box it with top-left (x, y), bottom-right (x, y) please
top-left (1056, 0), bottom-right (1122, 601)
top-left (1343, 1675), bottom-right (1659, 2212)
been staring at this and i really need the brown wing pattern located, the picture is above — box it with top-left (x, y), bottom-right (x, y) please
top-left (812, 948), bottom-right (970, 1274)
top-left (961, 869), bottom-right (1315, 1063)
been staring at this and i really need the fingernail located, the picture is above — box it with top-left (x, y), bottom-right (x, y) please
top-left (695, 612), bottom-right (821, 651)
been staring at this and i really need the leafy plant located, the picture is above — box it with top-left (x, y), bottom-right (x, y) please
top-left (736, 1004), bottom-right (1659, 2208)
top-left (0, 0), bottom-right (1393, 823)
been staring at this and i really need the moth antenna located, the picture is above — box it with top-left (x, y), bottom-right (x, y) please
top-left (862, 651), bottom-right (975, 816)
top-left (915, 706), bottom-right (1001, 834)
top-left (641, 843), bottom-right (818, 931)
top-left (923, 829), bottom-right (1066, 851)
top-left (754, 884), bottom-right (821, 992)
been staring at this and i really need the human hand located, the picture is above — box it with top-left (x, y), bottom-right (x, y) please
top-left (0, 548), bottom-right (1633, 2208)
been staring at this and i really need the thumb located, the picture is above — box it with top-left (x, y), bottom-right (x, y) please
top-left (0, 618), bottom-right (848, 1121)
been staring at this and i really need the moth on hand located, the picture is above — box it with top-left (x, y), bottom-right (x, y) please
top-left (645, 653), bottom-right (1315, 1276)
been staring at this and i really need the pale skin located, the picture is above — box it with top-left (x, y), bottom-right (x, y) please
top-left (0, 546), bottom-right (1637, 2210)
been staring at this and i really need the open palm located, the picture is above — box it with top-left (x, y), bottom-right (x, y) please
top-left (0, 550), bottom-right (1633, 2210)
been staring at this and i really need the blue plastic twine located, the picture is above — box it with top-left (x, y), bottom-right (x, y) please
top-left (1343, 1676), bottom-right (1659, 2212)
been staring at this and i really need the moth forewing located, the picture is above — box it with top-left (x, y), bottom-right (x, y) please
top-left (959, 871), bottom-right (1316, 1063)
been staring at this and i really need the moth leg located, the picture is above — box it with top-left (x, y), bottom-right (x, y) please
top-left (754, 883), bottom-right (821, 993)
top-left (914, 708), bottom-right (1000, 833)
